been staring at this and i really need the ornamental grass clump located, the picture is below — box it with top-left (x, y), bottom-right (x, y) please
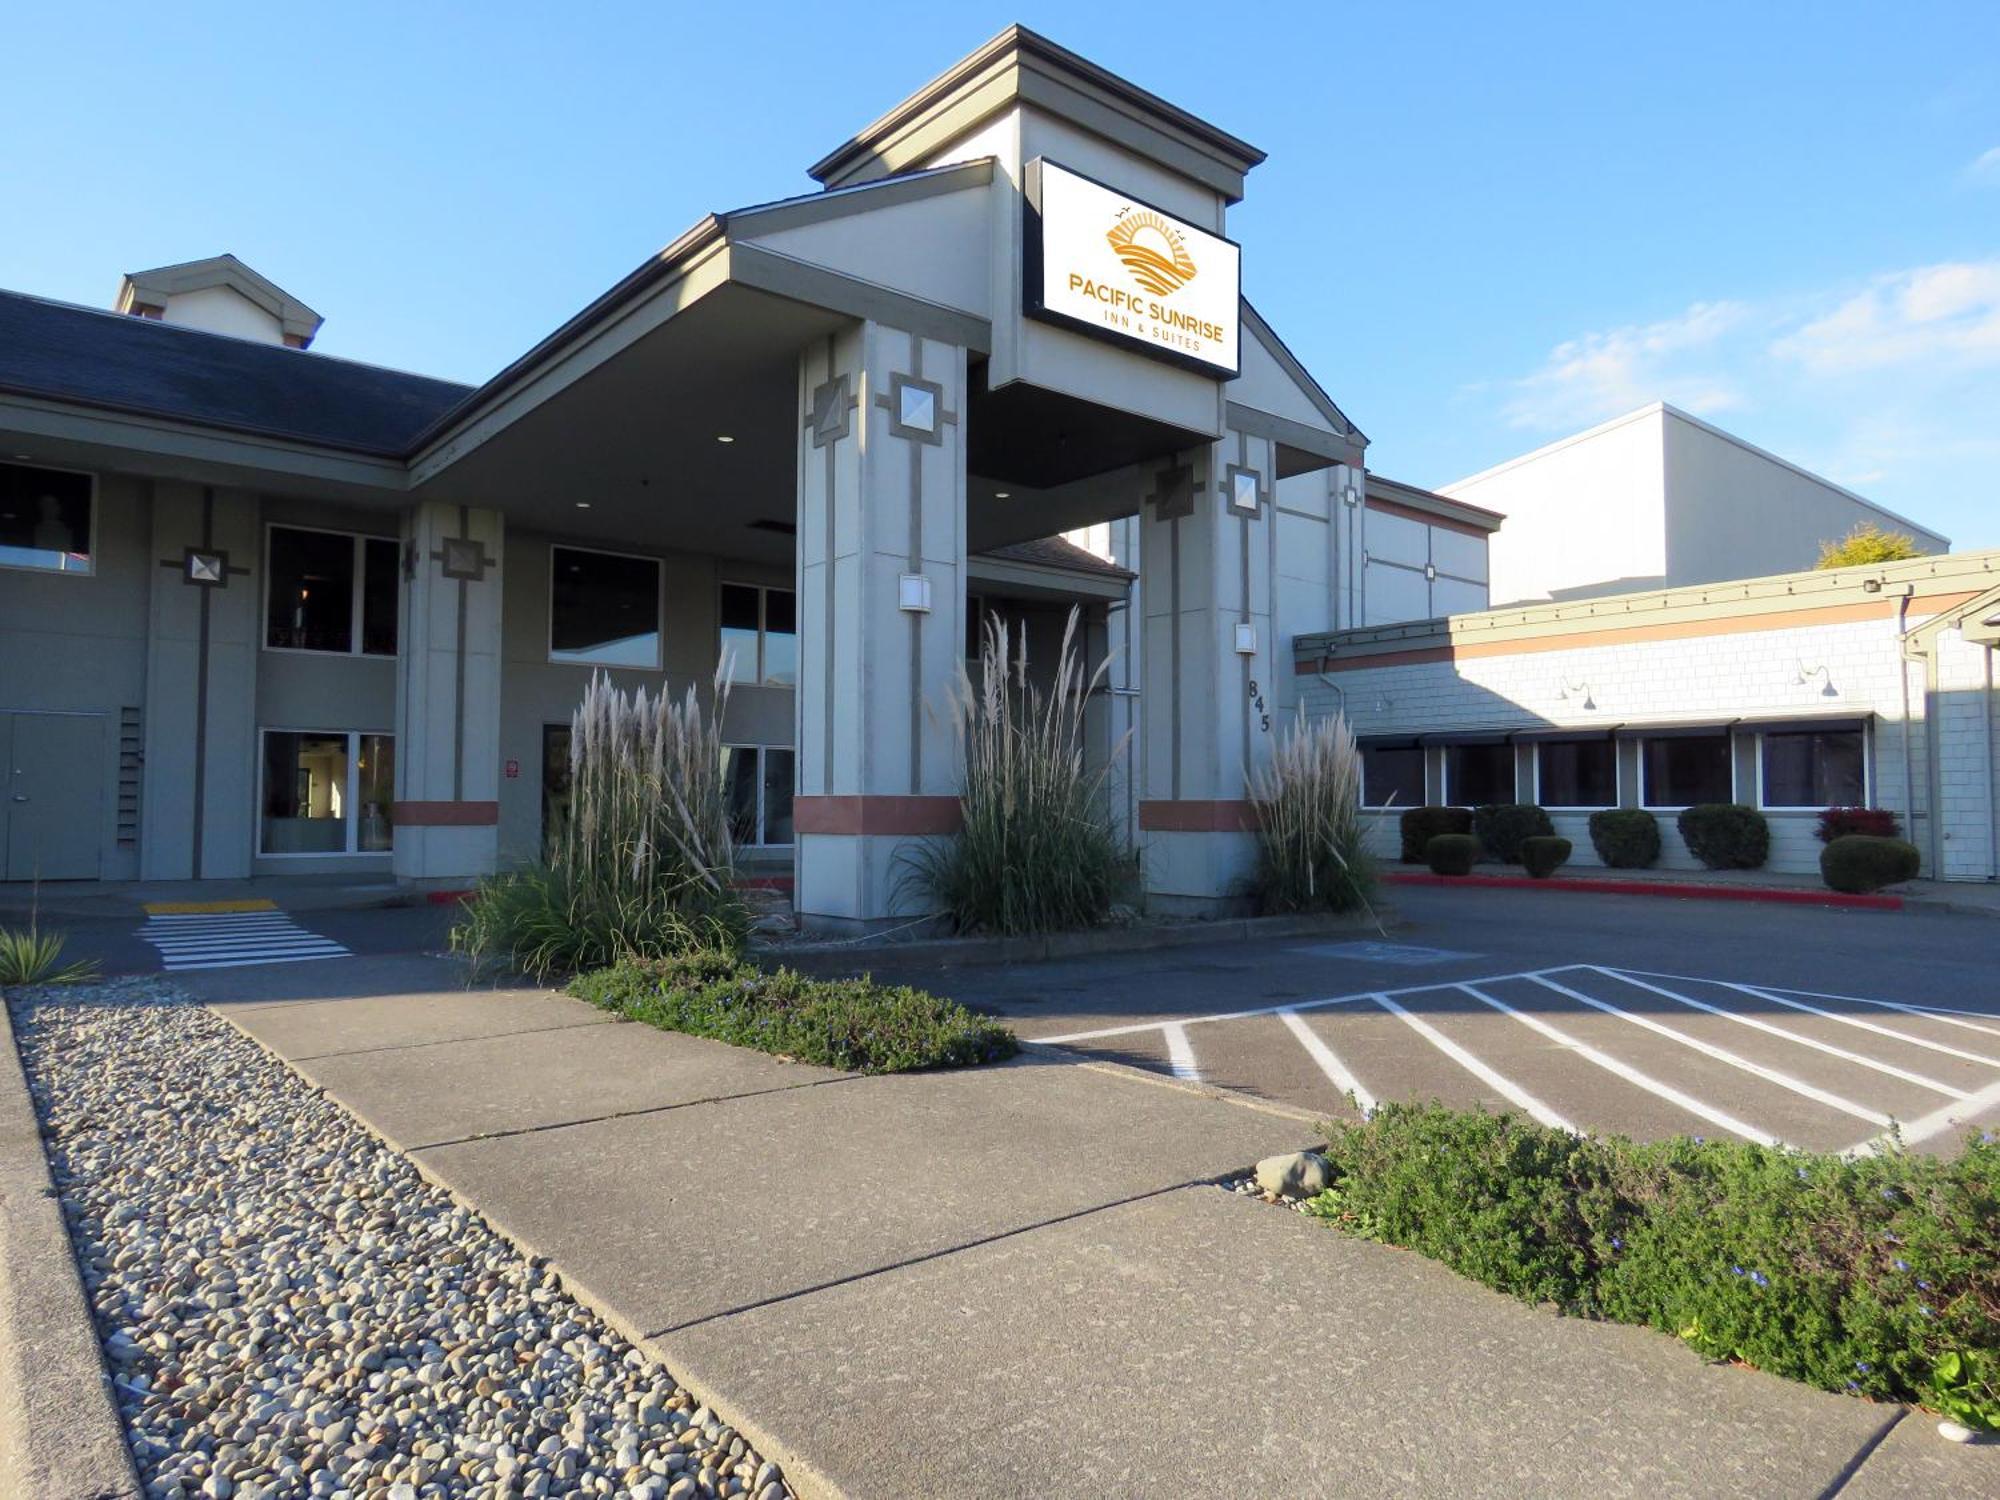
top-left (912, 607), bottom-right (1134, 935)
top-left (452, 670), bottom-right (747, 979)
top-left (1249, 711), bottom-right (1374, 914)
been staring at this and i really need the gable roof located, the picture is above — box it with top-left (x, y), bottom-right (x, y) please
top-left (978, 534), bottom-right (1134, 579)
top-left (116, 253), bottom-right (325, 346)
top-left (0, 289), bottom-right (472, 456)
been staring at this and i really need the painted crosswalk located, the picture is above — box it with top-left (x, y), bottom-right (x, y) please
top-left (138, 908), bottom-right (351, 971)
top-left (1031, 963), bottom-right (2000, 1158)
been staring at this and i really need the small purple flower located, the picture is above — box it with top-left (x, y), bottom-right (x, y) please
top-left (1610, 1236), bottom-right (1623, 1250)
top-left (1982, 1130), bottom-right (1994, 1144)
top-left (1846, 1381), bottom-right (1861, 1392)
top-left (1917, 1280), bottom-right (1932, 1291)
top-left (1920, 1305), bottom-right (1935, 1319)
top-left (1855, 1361), bottom-right (1871, 1374)
top-left (1750, 1270), bottom-right (1769, 1288)
top-left (1796, 1167), bottom-right (1809, 1180)
top-left (1694, 1136), bottom-right (1705, 1145)
top-left (1893, 1258), bottom-right (1909, 1273)
top-left (1731, 1265), bottom-right (1745, 1277)
top-left (1881, 1188), bottom-right (1897, 1201)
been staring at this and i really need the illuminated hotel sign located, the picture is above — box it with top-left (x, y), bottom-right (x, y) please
top-left (1025, 158), bottom-right (1241, 378)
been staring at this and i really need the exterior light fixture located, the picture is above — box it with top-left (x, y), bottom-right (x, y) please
top-left (575, 501), bottom-right (591, 509)
top-left (1795, 662), bottom-right (1838, 699)
top-left (1862, 578), bottom-right (1883, 593)
top-left (1234, 622), bottom-right (1258, 654)
top-left (1557, 680), bottom-right (1597, 711)
top-left (716, 434), bottom-right (735, 444)
top-left (898, 573), bottom-right (932, 613)
top-left (994, 491), bottom-right (1010, 500)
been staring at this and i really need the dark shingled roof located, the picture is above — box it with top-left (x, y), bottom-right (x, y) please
top-left (978, 535), bottom-right (1134, 579)
top-left (0, 289), bottom-right (473, 456)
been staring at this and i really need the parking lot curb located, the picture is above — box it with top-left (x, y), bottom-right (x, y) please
top-left (0, 995), bottom-right (144, 1500)
top-left (1382, 871), bottom-right (1902, 911)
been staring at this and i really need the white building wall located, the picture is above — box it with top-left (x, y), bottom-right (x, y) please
top-left (158, 284), bottom-right (287, 344)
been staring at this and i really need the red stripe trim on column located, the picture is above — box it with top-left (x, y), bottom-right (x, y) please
top-left (793, 795), bottom-right (963, 835)
top-left (1138, 800), bottom-right (1261, 832)
top-left (393, 800), bottom-right (500, 826)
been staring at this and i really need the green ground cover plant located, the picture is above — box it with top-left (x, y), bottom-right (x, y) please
top-left (1588, 809), bottom-right (1661, 868)
top-left (1399, 806), bottom-right (1472, 863)
top-left (1304, 1102), bottom-right (1999, 1427)
top-left (571, 953), bottom-right (1017, 1073)
top-left (1474, 803), bottom-right (1555, 863)
top-left (911, 608), bottom-right (1133, 935)
top-left (1821, 835), bottom-right (1922, 894)
top-left (452, 670), bottom-right (746, 979)
top-left (1250, 711), bottom-right (1374, 914)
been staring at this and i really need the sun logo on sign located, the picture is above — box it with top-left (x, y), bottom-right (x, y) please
top-left (1106, 209), bottom-right (1197, 297)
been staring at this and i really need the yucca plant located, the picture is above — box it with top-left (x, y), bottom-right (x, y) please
top-left (452, 668), bottom-right (748, 979)
top-left (1249, 709), bottom-right (1375, 914)
top-left (911, 606), bottom-right (1134, 934)
top-left (0, 918), bottom-right (98, 986)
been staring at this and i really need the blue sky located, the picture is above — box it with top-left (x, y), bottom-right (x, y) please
top-left (4, 3), bottom-right (1995, 545)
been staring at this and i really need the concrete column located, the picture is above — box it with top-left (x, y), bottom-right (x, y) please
top-left (392, 501), bottom-right (504, 884)
top-left (1136, 427), bottom-right (1282, 911)
top-left (140, 481), bottom-right (260, 879)
top-left (793, 321), bottom-right (967, 930)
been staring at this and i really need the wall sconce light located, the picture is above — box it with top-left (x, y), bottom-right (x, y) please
top-left (1795, 661), bottom-right (1838, 699)
top-left (1557, 679), bottom-right (1597, 712)
top-left (898, 573), bottom-right (932, 613)
top-left (1234, 622), bottom-right (1258, 654)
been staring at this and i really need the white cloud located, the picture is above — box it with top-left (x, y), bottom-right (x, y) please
top-left (1497, 300), bottom-right (1750, 430)
top-left (1969, 145), bottom-right (2000, 181)
top-left (1773, 261), bottom-right (2000, 374)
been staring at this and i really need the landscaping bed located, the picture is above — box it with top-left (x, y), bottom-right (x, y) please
top-left (9, 977), bottom-right (794, 1500)
top-left (1259, 1102), bottom-right (2000, 1434)
top-left (569, 954), bottom-right (1017, 1073)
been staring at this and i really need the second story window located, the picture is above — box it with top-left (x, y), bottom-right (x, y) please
top-left (550, 545), bottom-right (662, 669)
top-left (0, 460), bottom-right (94, 575)
top-left (265, 525), bottom-right (399, 655)
top-left (719, 583), bottom-right (797, 687)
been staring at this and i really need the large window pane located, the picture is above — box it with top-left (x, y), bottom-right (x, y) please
top-left (542, 724), bottom-right (572, 852)
top-left (721, 745), bottom-right (760, 845)
top-left (719, 584), bottom-right (760, 685)
top-left (0, 461), bottom-right (92, 574)
top-left (1361, 746), bottom-right (1425, 808)
top-left (1537, 739), bottom-right (1617, 808)
top-left (1642, 734), bottom-right (1733, 807)
top-left (763, 589), bottom-right (797, 687)
top-left (1445, 743), bottom-right (1513, 806)
top-left (361, 538), bottom-right (400, 656)
top-left (762, 748), bottom-right (795, 844)
top-left (261, 732), bottom-right (350, 853)
top-left (1762, 730), bottom-right (1865, 807)
top-left (356, 735), bottom-right (395, 851)
top-left (551, 547), bottom-right (660, 667)
top-left (267, 528), bottom-right (356, 652)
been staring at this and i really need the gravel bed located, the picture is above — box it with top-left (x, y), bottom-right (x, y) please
top-left (9, 976), bottom-right (792, 1500)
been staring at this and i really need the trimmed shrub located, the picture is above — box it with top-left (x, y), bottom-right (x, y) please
top-left (1306, 1102), bottom-right (2000, 1427)
top-left (1822, 835), bottom-right (1921, 894)
top-left (572, 953), bottom-right (1018, 1073)
top-left (1520, 835), bottom-right (1573, 879)
top-left (1678, 803), bottom-right (1771, 870)
top-left (1817, 806), bottom-right (1902, 843)
top-left (1589, 809), bottom-right (1661, 869)
top-left (1251, 711), bottom-right (1375, 915)
top-left (1473, 802), bottom-right (1555, 863)
top-left (1425, 833), bottom-right (1479, 876)
top-left (1400, 805), bottom-right (1472, 863)
top-left (911, 608), bottom-right (1134, 935)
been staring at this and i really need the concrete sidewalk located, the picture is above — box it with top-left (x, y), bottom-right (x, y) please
top-left (180, 955), bottom-right (1997, 1499)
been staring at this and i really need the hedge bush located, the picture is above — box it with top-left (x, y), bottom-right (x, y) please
top-left (1473, 802), bottom-right (1555, 863)
top-left (1306, 1102), bottom-right (2000, 1428)
top-left (1400, 805), bottom-right (1472, 863)
top-left (1520, 835), bottom-right (1572, 879)
top-left (570, 953), bottom-right (1018, 1073)
top-left (1588, 809), bottom-right (1661, 869)
top-left (1425, 833), bottom-right (1479, 876)
top-left (1822, 835), bottom-right (1922, 894)
top-left (1817, 807), bottom-right (1902, 843)
top-left (1678, 803), bottom-right (1770, 870)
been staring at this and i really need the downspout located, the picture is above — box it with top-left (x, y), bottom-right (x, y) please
top-left (1894, 590), bottom-right (1917, 863)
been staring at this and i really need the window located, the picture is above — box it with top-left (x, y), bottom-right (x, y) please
top-left (0, 460), bottom-right (92, 574)
top-left (722, 745), bottom-right (795, 846)
top-left (550, 546), bottom-right (661, 668)
top-left (1761, 729), bottom-right (1865, 808)
top-left (1361, 745), bottom-right (1425, 808)
top-left (260, 730), bottom-right (394, 855)
top-left (1641, 733), bottom-right (1733, 807)
top-left (1536, 738), bottom-right (1617, 808)
top-left (719, 583), bottom-right (798, 687)
top-left (542, 724), bottom-right (572, 851)
top-left (265, 526), bottom-right (399, 655)
top-left (1444, 742), bottom-right (1513, 806)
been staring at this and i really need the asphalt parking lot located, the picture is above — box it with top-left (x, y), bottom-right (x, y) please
top-left (886, 886), bottom-right (2000, 1155)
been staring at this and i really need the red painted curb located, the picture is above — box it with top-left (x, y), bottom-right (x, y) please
top-left (1382, 871), bottom-right (1903, 911)
top-left (424, 888), bottom-right (476, 906)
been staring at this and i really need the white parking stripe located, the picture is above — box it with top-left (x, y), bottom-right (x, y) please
top-left (1278, 1008), bottom-right (1376, 1116)
top-left (1457, 982), bottom-right (1779, 1146)
top-left (1845, 1079), bottom-right (2000, 1158)
top-left (139, 911), bottom-right (350, 972)
top-left (1720, 983), bottom-right (2000, 1070)
top-left (1620, 968), bottom-right (2000, 1036)
top-left (1162, 1024), bottom-right (1201, 1082)
top-left (1527, 974), bottom-right (1890, 1126)
top-left (1592, 969), bottom-right (1969, 1100)
top-left (1371, 992), bottom-right (1572, 1132)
